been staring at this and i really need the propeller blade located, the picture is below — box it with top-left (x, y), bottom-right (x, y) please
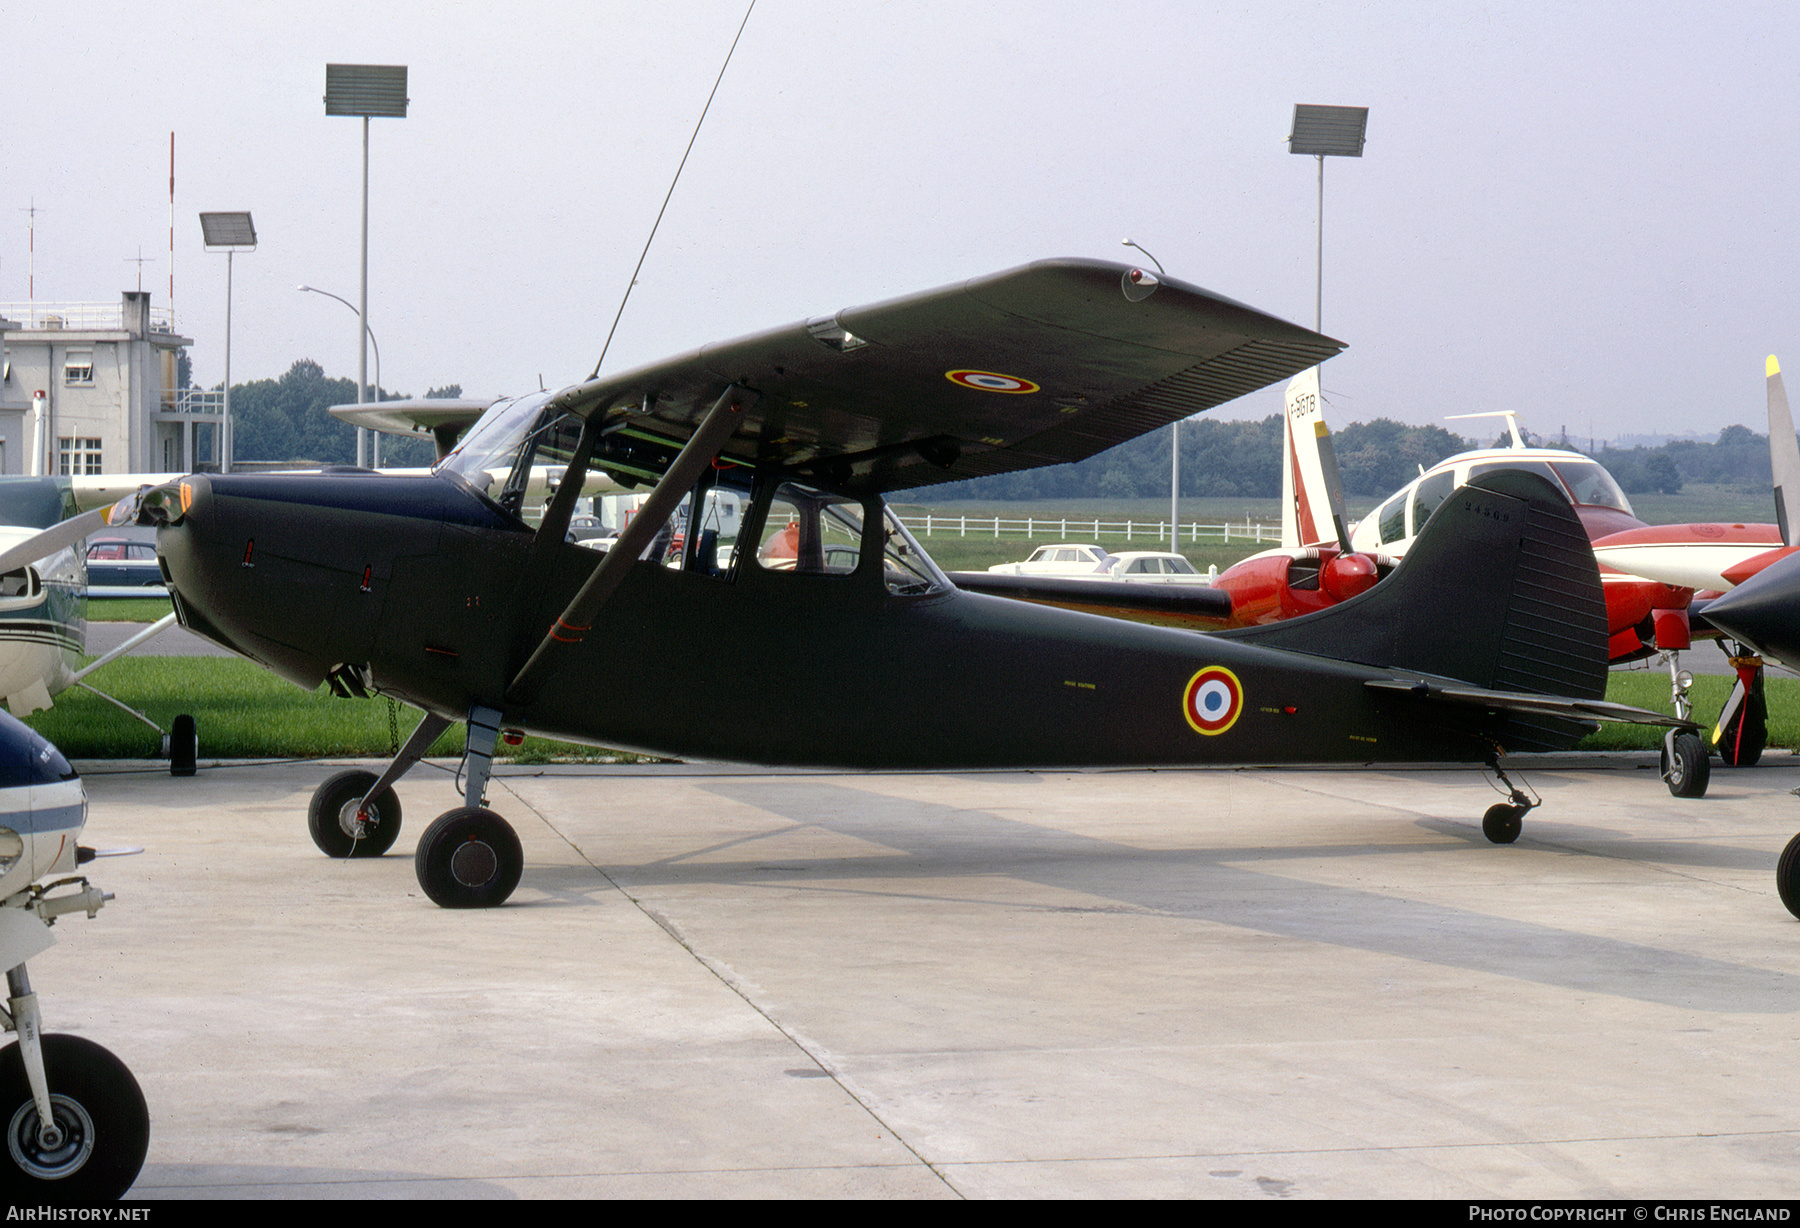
top-left (0, 483), bottom-right (157, 578)
top-left (0, 507), bottom-right (110, 576)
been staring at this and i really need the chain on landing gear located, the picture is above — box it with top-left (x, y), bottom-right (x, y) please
top-left (1480, 755), bottom-right (1540, 845)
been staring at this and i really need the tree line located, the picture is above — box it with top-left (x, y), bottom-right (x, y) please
top-left (919, 416), bottom-right (1790, 502)
top-left (212, 359), bottom-right (459, 469)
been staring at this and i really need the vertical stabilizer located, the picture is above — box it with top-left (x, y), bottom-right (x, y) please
top-left (1768, 356), bottom-right (1800, 547)
top-left (1281, 368), bottom-right (1345, 549)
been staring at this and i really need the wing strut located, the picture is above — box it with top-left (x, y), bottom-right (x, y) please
top-left (505, 384), bottom-right (753, 706)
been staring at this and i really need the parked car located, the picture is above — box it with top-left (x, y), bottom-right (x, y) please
top-left (566, 514), bottom-right (611, 542)
top-left (987, 544), bottom-right (1113, 576)
top-left (1106, 552), bottom-right (1212, 584)
top-left (85, 535), bottom-right (164, 588)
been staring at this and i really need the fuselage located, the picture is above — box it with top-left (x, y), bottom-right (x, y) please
top-left (150, 469), bottom-right (1550, 771)
top-left (0, 526), bottom-right (84, 716)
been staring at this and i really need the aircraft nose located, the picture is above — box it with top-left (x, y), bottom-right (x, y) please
top-left (1702, 552), bottom-right (1800, 666)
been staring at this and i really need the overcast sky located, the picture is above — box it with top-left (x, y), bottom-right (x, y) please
top-left (5, 0), bottom-right (1797, 444)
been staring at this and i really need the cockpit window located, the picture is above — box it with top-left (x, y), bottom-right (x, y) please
top-left (1550, 459), bottom-right (1634, 515)
top-left (1411, 470), bottom-right (1455, 534)
top-left (435, 391), bottom-right (553, 506)
top-left (1466, 458), bottom-right (1635, 517)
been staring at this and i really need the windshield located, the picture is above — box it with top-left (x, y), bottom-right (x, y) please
top-left (1466, 457), bottom-right (1635, 517)
top-left (436, 391), bottom-right (555, 504)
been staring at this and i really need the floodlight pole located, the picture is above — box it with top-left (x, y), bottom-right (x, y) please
top-left (325, 64), bottom-right (408, 468)
top-left (1286, 104), bottom-right (1369, 335)
top-left (1314, 154), bottom-right (1324, 332)
top-left (200, 212), bottom-right (256, 475)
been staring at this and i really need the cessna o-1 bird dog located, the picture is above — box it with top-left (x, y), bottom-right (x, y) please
top-left (7, 259), bottom-right (1705, 911)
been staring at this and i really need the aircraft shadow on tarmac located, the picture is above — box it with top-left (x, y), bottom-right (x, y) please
top-left (538, 777), bottom-right (1800, 1016)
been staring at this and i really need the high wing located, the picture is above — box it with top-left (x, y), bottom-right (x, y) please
top-left (329, 397), bottom-right (499, 459)
top-left (534, 258), bottom-right (1343, 494)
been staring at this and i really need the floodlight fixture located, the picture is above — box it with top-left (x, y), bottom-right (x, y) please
top-left (199, 210), bottom-right (256, 474)
top-left (324, 64), bottom-right (409, 118)
top-left (199, 211), bottom-right (256, 249)
top-left (1287, 105), bottom-right (1368, 158)
top-left (325, 63), bottom-right (409, 466)
top-left (1286, 104), bottom-right (1369, 332)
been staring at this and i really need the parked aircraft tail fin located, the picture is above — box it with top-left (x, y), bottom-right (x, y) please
top-left (1279, 367), bottom-right (1349, 550)
top-left (1768, 356), bottom-right (1800, 548)
top-left (1224, 469), bottom-right (1609, 704)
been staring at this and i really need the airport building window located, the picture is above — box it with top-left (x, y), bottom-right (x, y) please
top-left (57, 438), bottom-right (102, 476)
top-left (63, 352), bottom-right (94, 386)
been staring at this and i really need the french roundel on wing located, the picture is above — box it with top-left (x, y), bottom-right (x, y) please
top-left (945, 369), bottom-right (1040, 394)
top-left (1183, 666), bottom-right (1243, 736)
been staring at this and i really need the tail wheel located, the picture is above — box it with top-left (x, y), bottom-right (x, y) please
top-left (415, 807), bottom-right (522, 909)
top-left (0, 1035), bottom-right (148, 1201)
top-left (1482, 803), bottom-right (1523, 844)
top-left (307, 770), bottom-right (403, 858)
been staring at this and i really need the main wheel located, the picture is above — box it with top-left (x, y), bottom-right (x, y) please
top-left (415, 807), bottom-right (522, 909)
top-left (1716, 673), bottom-right (1768, 768)
top-left (307, 770), bottom-right (403, 858)
top-left (1482, 803), bottom-right (1523, 844)
top-left (1779, 833), bottom-right (1800, 920)
top-left (168, 713), bottom-right (197, 777)
top-left (0, 1035), bottom-right (149, 1201)
top-left (1662, 731), bottom-right (1712, 798)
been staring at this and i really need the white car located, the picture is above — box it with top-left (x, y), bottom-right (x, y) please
top-left (987, 544), bottom-right (1113, 576)
top-left (1106, 552), bottom-right (1211, 584)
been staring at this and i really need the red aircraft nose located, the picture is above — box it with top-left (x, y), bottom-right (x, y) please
top-left (1320, 552), bottom-right (1379, 602)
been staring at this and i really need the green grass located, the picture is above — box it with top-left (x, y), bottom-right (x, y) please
top-left (1580, 668), bottom-right (1794, 751)
top-left (30, 657), bottom-right (644, 763)
top-left (86, 596), bottom-right (175, 622)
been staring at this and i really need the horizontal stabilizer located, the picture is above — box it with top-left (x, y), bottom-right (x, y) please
top-left (1365, 679), bottom-right (1691, 729)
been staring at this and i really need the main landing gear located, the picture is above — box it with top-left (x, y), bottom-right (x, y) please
top-left (1658, 650), bottom-right (1712, 799)
top-left (1713, 645), bottom-right (1768, 769)
top-left (0, 968), bottom-right (148, 1201)
top-left (306, 704), bottom-right (524, 909)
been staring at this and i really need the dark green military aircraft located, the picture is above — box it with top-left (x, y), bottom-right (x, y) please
top-left (17, 259), bottom-right (1700, 909)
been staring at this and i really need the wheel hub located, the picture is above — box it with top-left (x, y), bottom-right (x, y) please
top-left (451, 839), bottom-right (497, 887)
top-left (337, 800), bottom-right (372, 839)
top-left (9, 1095), bottom-right (93, 1180)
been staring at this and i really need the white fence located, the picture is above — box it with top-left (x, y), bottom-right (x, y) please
top-left (895, 514), bottom-right (1281, 546)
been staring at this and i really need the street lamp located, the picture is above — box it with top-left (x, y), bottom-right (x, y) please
top-left (199, 211), bottom-right (256, 474)
top-left (324, 63), bottom-right (408, 467)
top-left (298, 285), bottom-right (382, 463)
top-left (1287, 104), bottom-right (1368, 332)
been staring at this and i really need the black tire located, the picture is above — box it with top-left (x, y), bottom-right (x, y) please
top-left (1716, 671), bottom-right (1768, 768)
top-left (169, 713), bottom-right (197, 777)
top-left (1662, 731), bottom-right (1712, 799)
top-left (1779, 833), bottom-right (1800, 920)
top-left (0, 1034), bottom-right (149, 1202)
top-left (307, 770), bottom-right (402, 858)
top-left (415, 807), bottom-right (522, 909)
top-left (1482, 803), bottom-right (1523, 844)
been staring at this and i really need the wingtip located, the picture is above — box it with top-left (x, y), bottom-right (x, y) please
top-left (1770, 355), bottom-right (1782, 378)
